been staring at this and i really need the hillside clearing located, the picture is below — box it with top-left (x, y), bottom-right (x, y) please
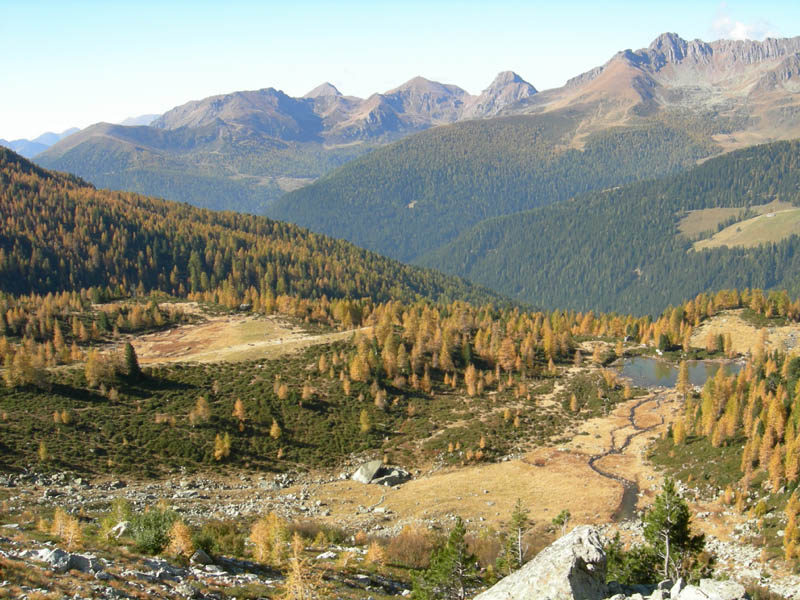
top-left (131, 308), bottom-right (365, 364)
top-left (678, 199), bottom-right (794, 239)
top-left (692, 205), bottom-right (800, 250)
top-left (690, 308), bottom-right (800, 354)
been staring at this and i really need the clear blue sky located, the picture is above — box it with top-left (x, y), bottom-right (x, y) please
top-left (2, 0), bottom-right (798, 140)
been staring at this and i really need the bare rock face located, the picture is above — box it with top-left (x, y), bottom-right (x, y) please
top-left (473, 526), bottom-right (608, 600)
top-left (464, 71), bottom-right (537, 118)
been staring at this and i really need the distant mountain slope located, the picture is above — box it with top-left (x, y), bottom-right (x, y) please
top-left (0, 127), bottom-right (80, 158)
top-left (34, 71), bottom-right (536, 211)
top-left (269, 112), bottom-right (721, 262)
top-left (35, 33), bottom-right (800, 218)
top-left (0, 147), bottom-right (502, 306)
top-left (419, 140), bottom-right (800, 314)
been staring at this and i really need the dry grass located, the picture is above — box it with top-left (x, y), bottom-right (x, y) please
top-left (132, 309), bottom-right (368, 364)
top-left (276, 392), bottom-right (681, 532)
top-left (679, 200), bottom-right (795, 240)
top-left (691, 309), bottom-right (800, 354)
top-left (694, 206), bottom-right (800, 250)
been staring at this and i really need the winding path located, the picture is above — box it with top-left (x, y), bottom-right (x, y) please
top-left (587, 391), bottom-right (666, 521)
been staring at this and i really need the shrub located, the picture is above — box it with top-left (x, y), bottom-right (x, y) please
top-left (386, 525), bottom-right (438, 569)
top-left (286, 520), bottom-right (347, 545)
top-left (192, 520), bottom-right (245, 558)
top-left (131, 505), bottom-right (178, 554)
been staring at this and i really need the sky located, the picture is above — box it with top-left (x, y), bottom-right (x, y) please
top-left (1, 0), bottom-right (799, 141)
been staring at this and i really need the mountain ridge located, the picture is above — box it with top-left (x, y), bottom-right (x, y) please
top-left (36, 32), bottom-right (800, 214)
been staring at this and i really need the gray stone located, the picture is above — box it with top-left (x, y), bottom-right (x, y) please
top-left (677, 586), bottom-right (709, 600)
top-left (190, 548), bottom-right (214, 565)
top-left (68, 553), bottom-right (101, 573)
top-left (671, 578), bottom-right (686, 598)
top-left (473, 525), bottom-right (608, 600)
top-left (649, 590), bottom-right (665, 600)
top-left (37, 548), bottom-right (100, 574)
top-left (698, 579), bottom-right (747, 600)
top-left (38, 548), bottom-right (71, 572)
top-left (372, 468), bottom-right (411, 486)
top-left (352, 460), bottom-right (383, 484)
top-left (657, 580), bottom-right (674, 591)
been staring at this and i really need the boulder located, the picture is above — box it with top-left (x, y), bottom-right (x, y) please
top-left (352, 460), bottom-right (383, 484)
top-left (671, 578), bottom-right (686, 598)
top-left (677, 580), bottom-right (749, 600)
top-left (190, 548), bottom-right (214, 565)
top-left (38, 548), bottom-right (71, 572)
top-left (372, 468), bottom-right (411, 486)
top-left (473, 526), bottom-right (608, 600)
top-left (68, 553), bottom-right (101, 573)
top-left (677, 587), bottom-right (710, 600)
top-left (37, 548), bottom-right (100, 573)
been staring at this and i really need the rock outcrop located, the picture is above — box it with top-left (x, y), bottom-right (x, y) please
top-left (351, 461), bottom-right (411, 485)
top-left (474, 526), bottom-right (608, 600)
top-left (473, 527), bottom-right (752, 600)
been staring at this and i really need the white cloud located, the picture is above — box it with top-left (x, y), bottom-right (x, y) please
top-left (712, 2), bottom-right (774, 41)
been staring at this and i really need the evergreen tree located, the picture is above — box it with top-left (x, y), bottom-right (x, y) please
top-left (123, 342), bottom-right (141, 378)
top-left (412, 517), bottom-right (479, 600)
top-left (642, 478), bottom-right (705, 580)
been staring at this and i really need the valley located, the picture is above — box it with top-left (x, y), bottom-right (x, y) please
top-left (5, 18), bottom-right (800, 600)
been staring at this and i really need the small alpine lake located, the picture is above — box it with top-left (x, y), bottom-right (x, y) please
top-left (616, 356), bottom-right (742, 389)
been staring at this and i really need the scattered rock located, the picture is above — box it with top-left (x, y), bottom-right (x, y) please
top-left (36, 548), bottom-right (101, 574)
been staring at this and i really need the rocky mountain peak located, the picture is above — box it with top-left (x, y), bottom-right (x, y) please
top-left (303, 82), bottom-right (343, 98)
top-left (464, 70), bottom-right (537, 118)
top-left (387, 76), bottom-right (468, 97)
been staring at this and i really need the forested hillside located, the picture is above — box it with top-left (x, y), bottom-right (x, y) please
top-left (0, 148), bottom-right (500, 306)
top-left (420, 140), bottom-right (800, 314)
top-left (269, 112), bottom-right (722, 262)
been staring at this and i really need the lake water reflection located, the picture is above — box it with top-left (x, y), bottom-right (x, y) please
top-left (617, 356), bottom-right (742, 389)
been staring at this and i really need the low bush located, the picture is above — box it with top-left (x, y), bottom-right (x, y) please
top-left (385, 525), bottom-right (438, 569)
top-left (130, 504), bottom-right (178, 554)
top-left (192, 520), bottom-right (246, 558)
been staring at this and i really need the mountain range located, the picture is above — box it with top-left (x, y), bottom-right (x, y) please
top-left (35, 33), bottom-right (800, 217)
top-left (0, 128), bottom-right (80, 158)
top-left (28, 32), bottom-right (800, 313)
top-left (34, 70), bottom-right (539, 212)
top-left (270, 33), bottom-right (800, 264)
